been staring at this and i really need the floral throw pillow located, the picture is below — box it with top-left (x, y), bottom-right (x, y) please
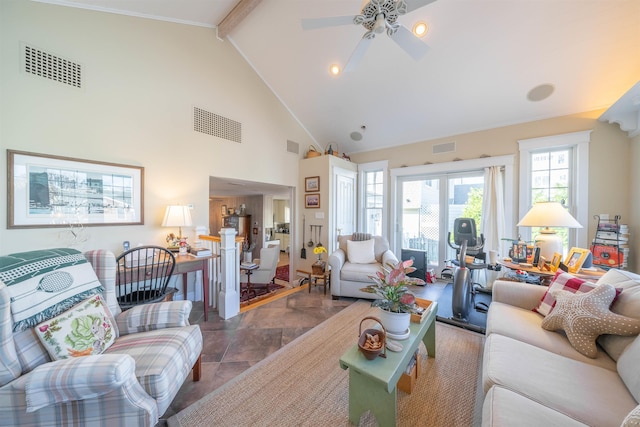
top-left (35, 295), bottom-right (117, 360)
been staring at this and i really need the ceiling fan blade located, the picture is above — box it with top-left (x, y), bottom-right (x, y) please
top-left (343, 37), bottom-right (373, 72)
top-left (301, 15), bottom-right (355, 31)
top-left (403, 0), bottom-right (438, 13)
top-left (389, 25), bottom-right (429, 61)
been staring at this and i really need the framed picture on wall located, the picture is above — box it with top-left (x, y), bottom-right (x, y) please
top-left (305, 176), bottom-right (320, 192)
top-left (7, 150), bottom-right (144, 228)
top-left (305, 193), bottom-right (320, 208)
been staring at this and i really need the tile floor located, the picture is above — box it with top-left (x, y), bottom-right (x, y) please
top-left (159, 278), bottom-right (446, 424)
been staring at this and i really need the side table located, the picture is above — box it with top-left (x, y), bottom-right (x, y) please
top-left (174, 254), bottom-right (216, 321)
top-left (296, 269), bottom-right (330, 295)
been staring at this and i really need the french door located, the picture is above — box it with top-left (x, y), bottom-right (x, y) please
top-left (397, 171), bottom-right (484, 273)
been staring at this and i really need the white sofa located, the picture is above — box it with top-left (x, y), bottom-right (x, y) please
top-left (481, 268), bottom-right (640, 426)
top-left (328, 235), bottom-right (398, 299)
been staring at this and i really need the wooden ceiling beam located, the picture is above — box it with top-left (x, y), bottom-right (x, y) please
top-left (216, 0), bottom-right (263, 39)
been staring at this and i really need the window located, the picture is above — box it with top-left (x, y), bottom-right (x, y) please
top-left (358, 161), bottom-right (388, 237)
top-left (518, 131), bottom-right (591, 252)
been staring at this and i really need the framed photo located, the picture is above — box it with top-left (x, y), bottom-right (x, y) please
top-left (537, 255), bottom-right (546, 271)
top-left (8, 150), bottom-right (144, 228)
top-left (564, 247), bottom-right (590, 273)
top-left (305, 176), bottom-right (320, 192)
top-left (550, 252), bottom-right (563, 272)
top-left (304, 193), bottom-right (320, 208)
top-left (221, 205), bottom-right (227, 216)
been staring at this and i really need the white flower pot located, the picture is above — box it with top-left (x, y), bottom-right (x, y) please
top-left (377, 308), bottom-right (411, 335)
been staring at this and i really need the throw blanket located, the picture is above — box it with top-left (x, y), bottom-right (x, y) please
top-left (351, 232), bottom-right (372, 241)
top-left (0, 248), bottom-right (103, 332)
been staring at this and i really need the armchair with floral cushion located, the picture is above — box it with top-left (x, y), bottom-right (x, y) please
top-left (0, 248), bottom-right (202, 427)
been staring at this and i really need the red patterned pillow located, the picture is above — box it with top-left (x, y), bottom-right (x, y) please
top-left (534, 272), bottom-right (597, 316)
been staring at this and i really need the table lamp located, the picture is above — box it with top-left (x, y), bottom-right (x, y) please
top-left (517, 201), bottom-right (582, 260)
top-left (162, 205), bottom-right (193, 240)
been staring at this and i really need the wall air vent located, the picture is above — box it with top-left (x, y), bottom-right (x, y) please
top-left (287, 140), bottom-right (299, 154)
top-left (23, 44), bottom-right (82, 89)
top-left (193, 106), bottom-right (242, 143)
top-left (432, 141), bottom-right (456, 154)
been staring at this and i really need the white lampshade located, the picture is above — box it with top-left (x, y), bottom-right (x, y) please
top-left (517, 202), bottom-right (582, 260)
top-left (162, 205), bottom-right (193, 238)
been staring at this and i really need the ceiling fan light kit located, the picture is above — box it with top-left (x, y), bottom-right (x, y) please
top-left (302, 0), bottom-right (436, 73)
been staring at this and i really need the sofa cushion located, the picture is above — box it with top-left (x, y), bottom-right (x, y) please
top-left (486, 301), bottom-right (616, 370)
top-left (347, 239), bottom-right (376, 264)
top-left (541, 284), bottom-right (640, 358)
top-left (618, 334), bottom-right (640, 403)
top-left (483, 385), bottom-right (589, 427)
top-left (483, 334), bottom-right (637, 427)
top-left (35, 295), bottom-right (117, 360)
top-left (340, 262), bottom-right (379, 283)
top-left (104, 324), bottom-right (202, 415)
top-left (596, 269), bottom-right (640, 361)
top-left (534, 272), bottom-right (597, 316)
top-left (338, 235), bottom-right (390, 263)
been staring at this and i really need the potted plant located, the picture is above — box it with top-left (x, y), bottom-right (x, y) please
top-left (312, 245), bottom-right (327, 274)
top-left (360, 259), bottom-right (425, 335)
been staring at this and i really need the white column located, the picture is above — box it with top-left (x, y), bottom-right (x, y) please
top-left (219, 227), bottom-right (239, 319)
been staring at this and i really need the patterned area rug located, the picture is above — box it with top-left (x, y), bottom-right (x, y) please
top-left (239, 283), bottom-right (284, 303)
top-left (275, 265), bottom-right (289, 282)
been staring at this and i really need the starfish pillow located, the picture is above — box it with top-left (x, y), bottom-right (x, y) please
top-left (542, 283), bottom-right (640, 358)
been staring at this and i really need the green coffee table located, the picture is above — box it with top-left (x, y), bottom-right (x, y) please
top-left (339, 302), bottom-right (438, 426)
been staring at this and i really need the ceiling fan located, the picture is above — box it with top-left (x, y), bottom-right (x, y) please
top-left (302, 0), bottom-right (437, 72)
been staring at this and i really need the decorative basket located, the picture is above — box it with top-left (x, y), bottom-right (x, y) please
top-left (358, 316), bottom-right (387, 360)
top-left (312, 260), bottom-right (326, 275)
top-left (306, 146), bottom-right (322, 158)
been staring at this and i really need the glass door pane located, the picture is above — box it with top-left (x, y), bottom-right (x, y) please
top-left (446, 174), bottom-right (484, 262)
top-left (400, 178), bottom-right (441, 270)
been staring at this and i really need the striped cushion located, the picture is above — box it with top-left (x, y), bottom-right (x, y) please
top-left (0, 283), bottom-right (21, 386)
top-left (105, 324), bottom-right (202, 415)
top-left (116, 300), bottom-right (192, 336)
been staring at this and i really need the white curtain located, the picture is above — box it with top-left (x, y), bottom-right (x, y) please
top-left (481, 166), bottom-right (506, 256)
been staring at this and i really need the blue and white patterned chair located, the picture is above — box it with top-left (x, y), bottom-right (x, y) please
top-left (0, 248), bottom-right (202, 426)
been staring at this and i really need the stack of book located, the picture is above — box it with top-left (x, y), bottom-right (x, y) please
top-left (189, 247), bottom-right (212, 257)
top-left (591, 220), bottom-right (629, 269)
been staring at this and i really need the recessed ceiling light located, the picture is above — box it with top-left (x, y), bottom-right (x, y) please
top-left (527, 84), bottom-right (555, 102)
top-left (329, 64), bottom-right (341, 76)
top-left (412, 22), bottom-right (428, 37)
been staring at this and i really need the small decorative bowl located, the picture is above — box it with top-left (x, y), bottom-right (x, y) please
top-left (358, 316), bottom-right (387, 360)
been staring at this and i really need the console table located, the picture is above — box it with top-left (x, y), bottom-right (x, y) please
top-left (339, 302), bottom-right (438, 426)
top-left (175, 254), bottom-right (215, 321)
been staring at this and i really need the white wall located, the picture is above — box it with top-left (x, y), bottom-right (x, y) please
top-left (0, 0), bottom-right (314, 255)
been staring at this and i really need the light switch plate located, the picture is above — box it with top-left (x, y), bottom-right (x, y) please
top-left (315, 212), bottom-right (324, 219)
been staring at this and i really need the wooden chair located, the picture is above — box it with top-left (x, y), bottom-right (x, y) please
top-left (116, 245), bottom-right (177, 309)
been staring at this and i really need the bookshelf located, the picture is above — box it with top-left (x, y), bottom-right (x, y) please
top-left (590, 215), bottom-right (629, 270)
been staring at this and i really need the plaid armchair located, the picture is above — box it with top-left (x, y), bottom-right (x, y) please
top-left (0, 249), bottom-right (202, 426)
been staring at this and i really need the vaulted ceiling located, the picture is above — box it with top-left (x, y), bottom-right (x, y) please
top-left (38, 0), bottom-right (640, 157)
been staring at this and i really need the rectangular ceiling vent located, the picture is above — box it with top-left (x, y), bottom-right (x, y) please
top-left (287, 140), bottom-right (299, 154)
top-left (432, 141), bottom-right (456, 154)
top-left (23, 44), bottom-right (82, 89)
top-left (193, 106), bottom-right (241, 143)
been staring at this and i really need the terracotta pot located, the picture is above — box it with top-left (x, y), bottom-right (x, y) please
top-left (377, 307), bottom-right (411, 335)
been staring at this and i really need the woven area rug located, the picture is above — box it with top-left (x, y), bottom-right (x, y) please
top-left (275, 264), bottom-right (289, 282)
top-left (168, 300), bottom-right (485, 427)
